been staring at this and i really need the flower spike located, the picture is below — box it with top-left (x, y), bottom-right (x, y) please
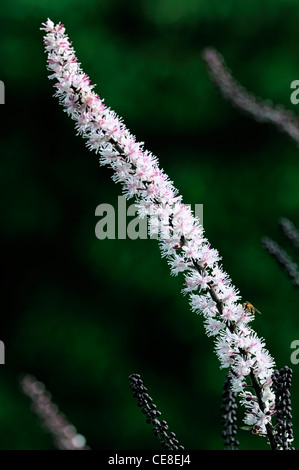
top-left (42, 20), bottom-right (279, 448)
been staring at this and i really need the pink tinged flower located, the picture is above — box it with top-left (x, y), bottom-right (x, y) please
top-left (48, 55), bottom-right (63, 72)
top-left (75, 112), bottom-right (92, 134)
top-left (181, 236), bottom-right (204, 258)
top-left (159, 238), bottom-right (181, 258)
top-left (232, 357), bottom-right (253, 378)
top-left (136, 200), bottom-right (153, 219)
top-left (189, 294), bottom-right (217, 317)
top-left (242, 392), bottom-right (274, 425)
top-left (183, 272), bottom-right (212, 294)
top-left (211, 266), bottom-right (229, 285)
top-left (253, 410), bottom-right (272, 434)
top-left (72, 73), bottom-right (91, 91)
top-left (240, 333), bottom-right (260, 353)
top-left (243, 405), bottom-right (262, 426)
top-left (155, 205), bottom-right (174, 223)
top-left (197, 273), bottom-right (212, 291)
top-left (260, 377), bottom-right (273, 390)
top-left (253, 350), bottom-right (275, 378)
top-left (261, 388), bottom-right (276, 405)
top-left (228, 303), bottom-right (248, 325)
top-left (123, 177), bottom-right (141, 198)
top-left (183, 276), bottom-right (198, 293)
top-left (217, 285), bottom-right (241, 303)
top-left (168, 255), bottom-right (189, 276)
top-left (148, 215), bottom-right (163, 237)
top-left (230, 376), bottom-right (247, 393)
top-left (200, 245), bottom-right (220, 267)
top-left (99, 145), bottom-right (119, 165)
top-left (41, 18), bottom-right (55, 32)
top-left (183, 224), bottom-right (202, 241)
top-left (182, 244), bottom-right (198, 259)
top-left (219, 354), bottom-right (235, 368)
top-left (221, 306), bottom-right (237, 322)
top-left (111, 161), bottom-right (132, 183)
top-left (145, 183), bottom-right (156, 198)
top-left (86, 134), bottom-right (104, 153)
top-left (215, 334), bottom-right (236, 368)
top-left (204, 318), bottom-right (225, 337)
top-left (171, 203), bottom-right (194, 229)
top-left (224, 329), bottom-right (246, 350)
top-left (63, 94), bottom-right (79, 115)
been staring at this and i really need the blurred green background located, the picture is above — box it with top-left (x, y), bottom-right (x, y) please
top-left (1, 0), bottom-right (299, 451)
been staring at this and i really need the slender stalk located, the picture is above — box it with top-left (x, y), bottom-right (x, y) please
top-left (202, 47), bottom-right (299, 146)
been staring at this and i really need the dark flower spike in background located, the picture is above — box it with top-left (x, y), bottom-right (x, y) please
top-left (262, 220), bottom-right (299, 288)
top-left (279, 218), bottom-right (299, 250)
top-left (129, 374), bottom-right (184, 451)
top-left (202, 47), bottom-right (299, 147)
top-left (221, 373), bottom-right (239, 450)
top-left (272, 366), bottom-right (294, 450)
top-left (21, 375), bottom-right (89, 450)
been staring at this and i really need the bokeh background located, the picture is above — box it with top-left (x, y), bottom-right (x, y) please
top-left (1, 0), bottom-right (299, 450)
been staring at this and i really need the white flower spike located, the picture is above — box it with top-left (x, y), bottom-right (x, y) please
top-left (41, 19), bottom-right (277, 448)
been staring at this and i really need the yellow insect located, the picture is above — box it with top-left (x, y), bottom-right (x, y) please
top-left (243, 301), bottom-right (261, 315)
top-left (241, 425), bottom-right (265, 436)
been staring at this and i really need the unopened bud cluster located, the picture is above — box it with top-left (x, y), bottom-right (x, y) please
top-left (129, 374), bottom-right (184, 450)
top-left (272, 366), bottom-right (294, 450)
top-left (221, 374), bottom-right (239, 450)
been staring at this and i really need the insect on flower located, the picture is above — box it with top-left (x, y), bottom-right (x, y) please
top-left (241, 425), bottom-right (266, 436)
top-left (243, 301), bottom-right (262, 315)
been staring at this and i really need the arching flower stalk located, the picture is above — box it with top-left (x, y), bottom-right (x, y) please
top-left (41, 19), bottom-right (279, 449)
